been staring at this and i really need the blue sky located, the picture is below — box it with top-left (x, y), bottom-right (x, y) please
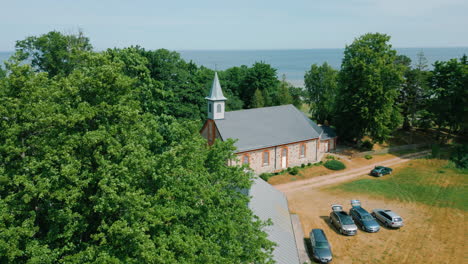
top-left (0, 0), bottom-right (467, 51)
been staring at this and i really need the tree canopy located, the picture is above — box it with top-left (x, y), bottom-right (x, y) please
top-left (304, 62), bottom-right (338, 124)
top-left (335, 33), bottom-right (405, 143)
top-left (0, 32), bottom-right (275, 263)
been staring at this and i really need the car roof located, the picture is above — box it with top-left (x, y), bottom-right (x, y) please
top-left (354, 207), bottom-right (370, 215)
top-left (311, 229), bottom-right (328, 242)
top-left (383, 210), bottom-right (401, 218)
top-left (335, 211), bottom-right (351, 220)
top-left (375, 166), bottom-right (385, 169)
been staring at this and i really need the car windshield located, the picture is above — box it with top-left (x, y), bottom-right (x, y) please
top-left (342, 217), bottom-right (354, 225)
top-left (362, 215), bottom-right (374, 221)
top-left (316, 241), bottom-right (329, 249)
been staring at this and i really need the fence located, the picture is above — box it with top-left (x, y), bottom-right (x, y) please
top-left (351, 143), bottom-right (430, 158)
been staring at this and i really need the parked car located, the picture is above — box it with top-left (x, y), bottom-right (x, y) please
top-left (329, 204), bottom-right (357, 236)
top-left (372, 209), bottom-right (404, 228)
top-left (370, 166), bottom-right (393, 177)
top-left (349, 200), bottom-right (380, 233)
top-left (309, 229), bottom-right (333, 263)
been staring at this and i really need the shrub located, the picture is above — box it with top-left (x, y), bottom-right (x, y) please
top-left (364, 154), bottom-right (373, 160)
top-left (324, 160), bottom-right (346, 170)
top-left (260, 173), bottom-right (273, 181)
top-left (450, 144), bottom-right (468, 169)
top-left (307, 162), bottom-right (312, 166)
top-left (326, 155), bottom-right (335, 160)
top-left (301, 163), bottom-right (305, 168)
top-left (360, 140), bottom-right (374, 151)
top-left (289, 167), bottom-right (299, 175)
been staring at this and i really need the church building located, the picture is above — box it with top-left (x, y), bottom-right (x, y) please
top-left (201, 73), bottom-right (337, 174)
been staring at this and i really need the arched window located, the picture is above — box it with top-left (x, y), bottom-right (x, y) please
top-left (263, 151), bottom-right (269, 166)
top-left (217, 104), bottom-right (222, 113)
top-left (300, 143), bottom-right (306, 158)
top-left (242, 154), bottom-right (249, 165)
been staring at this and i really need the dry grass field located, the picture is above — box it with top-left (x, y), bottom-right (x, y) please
top-left (284, 158), bottom-right (467, 263)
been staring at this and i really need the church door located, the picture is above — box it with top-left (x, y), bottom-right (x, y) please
top-left (281, 148), bottom-right (287, 169)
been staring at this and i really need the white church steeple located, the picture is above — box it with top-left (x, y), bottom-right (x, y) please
top-left (206, 72), bottom-right (227, 120)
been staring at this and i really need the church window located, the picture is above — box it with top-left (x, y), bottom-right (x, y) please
top-left (217, 104), bottom-right (222, 113)
top-left (263, 151), bottom-right (269, 166)
top-left (300, 143), bottom-right (306, 158)
top-left (209, 103), bottom-right (212, 113)
top-left (242, 154), bottom-right (250, 165)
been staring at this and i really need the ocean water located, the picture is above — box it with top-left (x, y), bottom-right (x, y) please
top-left (2, 47), bottom-right (467, 86)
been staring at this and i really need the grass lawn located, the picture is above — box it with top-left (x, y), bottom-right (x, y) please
top-left (333, 159), bottom-right (468, 211)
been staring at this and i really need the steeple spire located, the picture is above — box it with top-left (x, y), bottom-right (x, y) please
top-left (206, 72), bottom-right (227, 101)
top-left (206, 72), bottom-right (227, 120)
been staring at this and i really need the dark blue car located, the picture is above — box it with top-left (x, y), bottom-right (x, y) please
top-left (309, 229), bottom-right (333, 263)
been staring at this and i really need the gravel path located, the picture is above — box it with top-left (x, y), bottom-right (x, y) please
top-left (274, 150), bottom-right (431, 193)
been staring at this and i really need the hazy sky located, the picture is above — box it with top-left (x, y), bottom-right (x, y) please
top-left (1, 0), bottom-right (467, 51)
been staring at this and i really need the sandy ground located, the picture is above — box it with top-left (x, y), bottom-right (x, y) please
top-left (286, 187), bottom-right (467, 264)
top-left (275, 151), bottom-right (430, 193)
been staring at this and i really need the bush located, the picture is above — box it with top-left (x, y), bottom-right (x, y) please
top-left (307, 162), bottom-right (312, 166)
top-left (289, 167), bottom-right (299, 175)
top-left (450, 144), bottom-right (468, 169)
top-left (364, 154), bottom-right (373, 160)
top-left (360, 140), bottom-right (374, 151)
top-left (326, 155), bottom-right (335, 160)
top-left (324, 160), bottom-right (346, 170)
top-left (301, 163), bottom-right (305, 168)
top-left (260, 173), bottom-right (274, 181)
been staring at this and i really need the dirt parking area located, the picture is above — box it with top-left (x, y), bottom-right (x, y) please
top-left (286, 187), bottom-right (466, 263)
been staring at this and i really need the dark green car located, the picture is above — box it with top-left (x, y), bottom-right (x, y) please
top-left (370, 166), bottom-right (392, 177)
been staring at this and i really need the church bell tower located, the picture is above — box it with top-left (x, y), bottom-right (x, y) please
top-left (206, 72), bottom-right (227, 120)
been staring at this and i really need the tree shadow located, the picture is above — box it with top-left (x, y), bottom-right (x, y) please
top-left (304, 237), bottom-right (319, 263)
top-left (319, 215), bottom-right (341, 235)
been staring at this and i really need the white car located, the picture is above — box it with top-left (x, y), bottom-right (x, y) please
top-left (372, 209), bottom-right (404, 228)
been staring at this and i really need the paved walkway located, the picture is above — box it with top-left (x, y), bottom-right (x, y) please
top-left (275, 150), bottom-right (430, 193)
top-left (290, 214), bottom-right (310, 264)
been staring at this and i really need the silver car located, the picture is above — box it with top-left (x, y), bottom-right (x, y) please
top-left (372, 209), bottom-right (404, 228)
top-left (329, 205), bottom-right (358, 236)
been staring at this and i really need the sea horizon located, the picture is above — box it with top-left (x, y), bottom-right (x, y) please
top-left (2, 47), bottom-right (467, 87)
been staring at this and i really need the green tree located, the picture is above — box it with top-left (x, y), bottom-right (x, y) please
top-left (14, 30), bottom-right (93, 76)
top-left (275, 75), bottom-right (293, 105)
top-left (304, 62), bottom-right (338, 124)
top-left (397, 52), bottom-right (430, 131)
top-left (241, 62), bottom-right (279, 108)
top-left (251, 89), bottom-right (265, 108)
top-left (288, 86), bottom-right (305, 109)
top-left (335, 33), bottom-right (405, 143)
top-left (428, 55), bottom-right (468, 136)
top-left (0, 52), bottom-right (274, 263)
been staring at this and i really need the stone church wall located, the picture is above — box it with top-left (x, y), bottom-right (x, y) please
top-left (232, 139), bottom-right (319, 174)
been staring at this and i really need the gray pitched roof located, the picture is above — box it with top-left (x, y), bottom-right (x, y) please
top-left (319, 125), bottom-right (337, 140)
top-left (214, 105), bottom-right (321, 152)
top-left (205, 72), bottom-right (227, 101)
top-left (248, 177), bottom-right (301, 264)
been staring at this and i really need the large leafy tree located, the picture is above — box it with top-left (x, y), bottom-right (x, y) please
top-left (428, 55), bottom-right (468, 136)
top-left (304, 62), bottom-right (338, 124)
top-left (0, 51), bottom-right (274, 263)
top-left (396, 52), bottom-right (430, 131)
top-left (240, 62), bottom-right (279, 108)
top-left (15, 31), bottom-right (93, 77)
top-left (275, 75), bottom-right (293, 106)
top-left (335, 33), bottom-right (405, 143)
